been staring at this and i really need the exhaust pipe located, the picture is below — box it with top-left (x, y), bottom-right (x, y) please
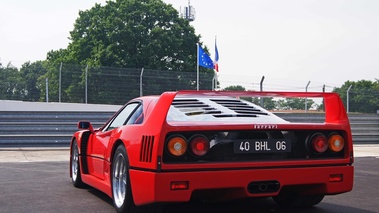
top-left (248, 181), bottom-right (280, 194)
top-left (258, 183), bottom-right (268, 192)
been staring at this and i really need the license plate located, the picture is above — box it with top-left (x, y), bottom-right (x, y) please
top-left (234, 139), bottom-right (291, 154)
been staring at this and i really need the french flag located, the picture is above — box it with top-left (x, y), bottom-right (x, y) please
top-left (214, 38), bottom-right (219, 72)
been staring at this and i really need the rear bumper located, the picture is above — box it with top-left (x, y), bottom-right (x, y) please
top-left (129, 165), bottom-right (354, 206)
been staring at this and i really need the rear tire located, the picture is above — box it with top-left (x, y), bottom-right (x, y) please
top-left (112, 145), bottom-right (131, 212)
top-left (112, 145), bottom-right (163, 213)
top-left (71, 140), bottom-right (85, 188)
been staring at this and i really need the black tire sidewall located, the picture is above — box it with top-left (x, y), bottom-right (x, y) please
top-left (112, 145), bottom-right (135, 213)
top-left (71, 140), bottom-right (83, 187)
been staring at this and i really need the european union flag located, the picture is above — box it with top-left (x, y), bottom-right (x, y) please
top-left (198, 45), bottom-right (214, 69)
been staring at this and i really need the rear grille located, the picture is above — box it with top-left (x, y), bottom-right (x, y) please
top-left (140, 135), bottom-right (154, 163)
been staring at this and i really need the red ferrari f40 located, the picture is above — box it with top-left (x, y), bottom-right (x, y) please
top-left (70, 91), bottom-right (354, 213)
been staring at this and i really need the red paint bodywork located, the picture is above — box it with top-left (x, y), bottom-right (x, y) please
top-left (70, 91), bottom-right (354, 206)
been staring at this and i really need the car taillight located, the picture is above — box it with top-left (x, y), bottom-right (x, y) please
top-left (309, 133), bottom-right (328, 153)
top-left (167, 135), bottom-right (187, 157)
top-left (190, 135), bottom-right (209, 156)
top-left (328, 133), bottom-right (345, 152)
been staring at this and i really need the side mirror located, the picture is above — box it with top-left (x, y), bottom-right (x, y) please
top-left (77, 121), bottom-right (94, 132)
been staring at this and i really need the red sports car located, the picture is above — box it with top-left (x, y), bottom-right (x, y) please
top-left (70, 90), bottom-right (354, 213)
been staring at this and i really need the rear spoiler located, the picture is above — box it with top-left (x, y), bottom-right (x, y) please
top-left (144, 90), bottom-right (349, 131)
top-left (176, 90), bottom-right (349, 124)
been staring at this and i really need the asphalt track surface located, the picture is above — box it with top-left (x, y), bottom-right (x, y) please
top-left (0, 148), bottom-right (378, 213)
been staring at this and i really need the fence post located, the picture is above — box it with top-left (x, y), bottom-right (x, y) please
top-left (212, 75), bottom-right (216, 90)
top-left (85, 65), bottom-right (88, 104)
top-left (260, 76), bottom-right (265, 107)
top-left (305, 81), bottom-right (311, 113)
top-left (46, 78), bottom-right (49, 103)
top-left (59, 62), bottom-right (62, 103)
top-left (347, 85), bottom-right (352, 113)
top-left (140, 68), bottom-right (144, 96)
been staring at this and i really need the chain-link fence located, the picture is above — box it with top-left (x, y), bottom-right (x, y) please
top-left (1, 63), bottom-right (378, 113)
top-left (345, 89), bottom-right (379, 114)
top-left (46, 64), bottom-right (379, 113)
top-left (43, 64), bottom-right (216, 105)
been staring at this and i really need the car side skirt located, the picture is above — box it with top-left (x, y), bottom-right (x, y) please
top-left (81, 173), bottom-right (113, 198)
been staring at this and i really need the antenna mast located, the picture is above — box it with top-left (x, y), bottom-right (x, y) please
top-left (180, 0), bottom-right (196, 21)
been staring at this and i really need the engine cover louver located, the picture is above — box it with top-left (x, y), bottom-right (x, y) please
top-left (172, 99), bottom-right (222, 116)
top-left (171, 98), bottom-right (268, 118)
top-left (210, 99), bottom-right (268, 116)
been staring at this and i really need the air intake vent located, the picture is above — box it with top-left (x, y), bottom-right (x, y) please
top-left (140, 135), bottom-right (154, 163)
top-left (172, 99), bottom-right (222, 116)
top-left (211, 99), bottom-right (268, 116)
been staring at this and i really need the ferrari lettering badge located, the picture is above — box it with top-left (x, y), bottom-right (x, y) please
top-left (253, 124), bottom-right (278, 129)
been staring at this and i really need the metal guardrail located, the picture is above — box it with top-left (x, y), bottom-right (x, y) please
top-left (0, 111), bottom-right (115, 147)
top-left (0, 111), bottom-right (378, 147)
top-left (277, 113), bottom-right (379, 144)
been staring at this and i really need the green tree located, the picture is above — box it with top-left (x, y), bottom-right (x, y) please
top-left (35, 62), bottom-right (61, 102)
top-left (222, 85), bottom-right (276, 110)
top-left (261, 97), bottom-right (276, 110)
top-left (222, 85), bottom-right (253, 102)
top-left (223, 85), bottom-right (246, 91)
top-left (0, 63), bottom-right (24, 100)
top-left (49, 0), bottom-right (202, 70)
top-left (45, 0), bottom-right (213, 103)
top-left (333, 80), bottom-right (379, 113)
top-left (19, 61), bottom-right (48, 101)
top-left (276, 98), bottom-right (315, 110)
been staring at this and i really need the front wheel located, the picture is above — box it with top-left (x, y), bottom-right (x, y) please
top-left (71, 140), bottom-right (84, 187)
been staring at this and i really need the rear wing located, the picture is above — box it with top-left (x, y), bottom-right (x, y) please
top-left (144, 90), bottom-right (349, 130)
top-left (175, 90), bottom-right (349, 124)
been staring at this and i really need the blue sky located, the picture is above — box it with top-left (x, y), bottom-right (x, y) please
top-left (1, 0), bottom-right (378, 91)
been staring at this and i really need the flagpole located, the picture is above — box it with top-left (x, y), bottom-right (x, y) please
top-left (196, 43), bottom-right (199, 90)
top-left (215, 72), bottom-right (218, 90)
top-left (215, 36), bottom-right (217, 90)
